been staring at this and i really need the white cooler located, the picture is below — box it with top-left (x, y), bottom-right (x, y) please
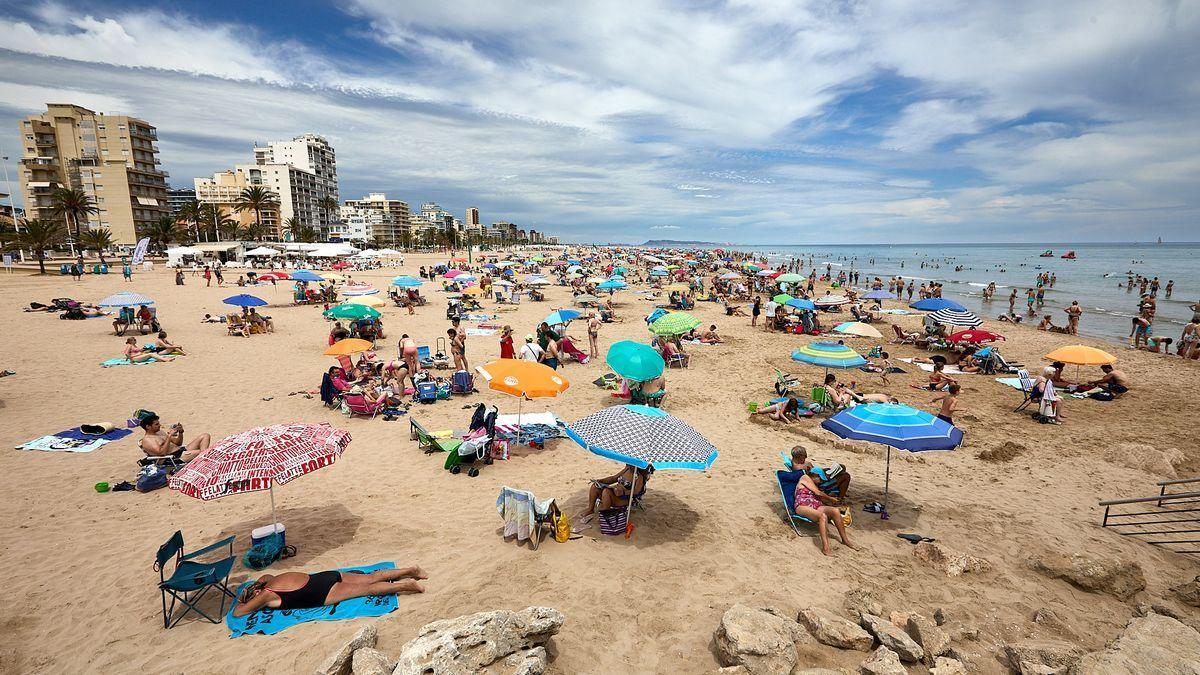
top-left (251, 523), bottom-right (286, 547)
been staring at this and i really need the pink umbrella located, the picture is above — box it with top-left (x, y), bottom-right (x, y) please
top-left (169, 422), bottom-right (351, 532)
top-left (444, 269), bottom-right (464, 279)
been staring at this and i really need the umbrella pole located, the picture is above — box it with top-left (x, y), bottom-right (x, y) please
top-left (516, 397), bottom-right (523, 445)
top-left (882, 447), bottom-right (891, 519)
top-left (270, 483), bottom-right (279, 534)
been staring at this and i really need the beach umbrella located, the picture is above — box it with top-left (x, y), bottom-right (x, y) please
top-left (527, 277), bottom-right (551, 286)
top-left (776, 273), bottom-right (804, 283)
top-left (1044, 345), bottom-right (1116, 366)
top-left (346, 295), bottom-right (386, 308)
top-left (444, 269), bottom-right (465, 278)
top-left (391, 275), bottom-right (424, 288)
top-left (649, 312), bottom-right (701, 336)
top-left (929, 308), bottom-right (982, 327)
top-left (757, 269), bottom-right (779, 277)
top-left (455, 274), bottom-right (477, 283)
top-left (318, 272), bottom-right (344, 282)
top-left (949, 329), bottom-right (1004, 343)
top-left (475, 360), bottom-right (570, 443)
top-left (168, 422), bottom-right (351, 537)
top-left (257, 271), bottom-right (290, 280)
top-left (597, 279), bottom-right (627, 291)
top-left (324, 338), bottom-right (373, 356)
top-left (341, 283), bottom-right (379, 296)
top-left (814, 294), bottom-right (849, 306)
top-left (544, 308), bottom-right (583, 326)
top-left (244, 246), bottom-right (280, 257)
top-left (821, 404), bottom-right (961, 517)
top-left (97, 291), bottom-right (154, 307)
top-left (719, 272), bottom-right (742, 280)
top-left (784, 298), bottom-right (816, 311)
top-left (791, 342), bottom-right (867, 377)
top-left (910, 298), bottom-right (965, 312)
top-left (451, 257), bottom-right (468, 263)
top-left (772, 293), bottom-right (794, 304)
top-left (222, 294), bottom-right (267, 308)
top-left (493, 279), bottom-right (514, 288)
top-left (460, 285), bottom-right (486, 297)
top-left (606, 341), bottom-right (665, 382)
top-left (573, 294), bottom-right (601, 305)
top-left (290, 270), bottom-right (323, 282)
top-left (832, 321), bottom-right (883, 339)
top-left (861, 289), bottom-right (897, 301)
top-left (324, 304), bottom-right (380, 321)
top-left (331, 262), bottom-right (351, 271)
top-left (613, 266), bottom-right (627, 275)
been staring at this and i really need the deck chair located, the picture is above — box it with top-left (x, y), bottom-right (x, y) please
top-left (773, 368), bottom-right (800, 396)
top-left (776, 469), bottom-right (844, 533)
top-left (409, 418), bottom-right (463, 455)
top-left (154, 530), bottom-right (236, 628)
top-left (1013, 369), bottom-right (1040, 412)
top-left (416, 345), bottom-right (434, 369)
top-left (496, 486), bottom-right (558, 550)
top-left (891, 324), bottom-right (917, 345)
top-left (342, 393), bottom-right (385, 419)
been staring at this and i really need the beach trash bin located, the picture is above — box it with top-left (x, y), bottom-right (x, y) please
top-left (251, 523), bottom-right (286, 548)
top-left (60, 263), bottom-right (70, 275)
top-left (100, 264), bottom-right (109, 274)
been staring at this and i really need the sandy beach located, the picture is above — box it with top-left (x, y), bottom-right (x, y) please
top-left (1, 251), bottom-right (1198, 674)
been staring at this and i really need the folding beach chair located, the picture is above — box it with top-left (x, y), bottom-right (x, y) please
top-left (776, 469), bottom-right (847, 536)
top-left (342, 393), bottom-right (385, 419)
top-left (1012, 369), bottom-right (1039, 413)
top-left (773, 368), bottom-right (800, 396)
top-left (409, 418), bottom-right (463, 455)
top-left (416, 345), bottom-right (434, 369)
top-left (154, 530), bottom-right (236, 628)
top-left (496, 486), bottom-right (558, 550)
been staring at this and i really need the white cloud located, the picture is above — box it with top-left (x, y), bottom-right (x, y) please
top-left (650, 225), bottom-right (680, 230)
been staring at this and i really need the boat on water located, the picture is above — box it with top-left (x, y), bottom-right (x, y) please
top-left (1039, 249), bottom-right (1054, 257)
top-left (1061, 251), bottom-right (1077, 259)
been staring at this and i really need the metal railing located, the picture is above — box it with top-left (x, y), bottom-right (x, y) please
top-left (1100, 477), bottom-right (1200, 556)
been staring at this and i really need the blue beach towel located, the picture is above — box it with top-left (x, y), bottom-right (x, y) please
top-left (225, 562), bottom-right (398, 638)
top-left (58, 427), bottom-right (133, 442)
top-left (101, 357), bottom-right (159, 367)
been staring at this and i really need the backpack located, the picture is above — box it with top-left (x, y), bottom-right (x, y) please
top-left (452, 370), bottom-right (474, 394)
top-left (136, 464), bottom-right (168, 492)
top-left (415, 381), bottom-right (438, 403)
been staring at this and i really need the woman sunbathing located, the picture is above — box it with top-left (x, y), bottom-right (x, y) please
top-left (232, 566), bottom-right (427, 617)
top-left (792, 471), bottom-right (858, 556)
top-left (123, 336), bottom-right (173, 363)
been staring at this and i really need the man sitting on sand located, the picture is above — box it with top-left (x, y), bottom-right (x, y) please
top-left (1081, 364), bottom-right (1130, 397)
top-left (233, 566), bottom-right (427, 617)
top-left (700, 324), bottom-right (723, 343)
top-left (139, 414), bottom-right (210, 462)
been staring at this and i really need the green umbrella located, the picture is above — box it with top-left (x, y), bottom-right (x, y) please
top-left (324, 304), bottom-right (381, 321)
top-left (606, 340), bottom-right (665, 381)
top-left (772, 293), bottom-right (794, 304)
top-left (650, 312), bottom-right (701, 335)
top-left (776, 273), bottom-right (804, 283)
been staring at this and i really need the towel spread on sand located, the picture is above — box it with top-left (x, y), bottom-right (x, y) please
top-left (466, 328), bottom-right (497, 336)
top-left (995, 377), bottom-right (1025, 390)
top-left (16, 427), bottom-right (132, 453)
top-left (878, 309), bottom-right (910, 315)
top-left (101, 357), bottom-right (160, 367)
top-left (897, 358), bottom-right (970, 375)
top-left (225, 562), bottom-right (398, 638)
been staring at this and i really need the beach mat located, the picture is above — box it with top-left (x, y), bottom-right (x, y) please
top-left (225, 562), bottom-right (398, 638)
top-left (898, 358), bottom-right (969, 375)
top-left (994, 377), bottom-right (1024, 390)
top-left (16, 427), bottom-right (132, 453)
top-left (101, 357), bottom-right (161, 367)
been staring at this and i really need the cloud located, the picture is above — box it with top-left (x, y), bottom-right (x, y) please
top-left (650, 225), bottom-right (681, 230)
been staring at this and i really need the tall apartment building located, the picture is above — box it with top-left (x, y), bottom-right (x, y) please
top-left (334, 204), bottom-right (390, 242)
top-left (17, 103), bottom-right (169, 244)
top-left (194, 169), bottom-right (280, 234)
top-left (167, 187), bottom-right (195, 216)
top-left (343, 192), bottom-right (412, 244)
top-left (253, 134), bottom-right (338, 237)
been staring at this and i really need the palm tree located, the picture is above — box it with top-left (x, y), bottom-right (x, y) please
top-left (198, 204), bottom-right (234, 242)
top-left (317, 195), bottom-right (339, 236)
top-left (140, 216), bottom-right (181, 253)
top-left (287, 220), bottom-right (319, 243)
top-left (234, 186), bottom-right (280, 241)
top-left (177, 200), bottom-right (203, 242)
top-left (282, 217), bottom-right (301, 242)
top-left (17, 219), bottom-right (63, 274)
top-left (49, 187), bottom-right (99, 254)
top-left (78, 227), bottom-right (115, 265)
top-left (398, 228), bottom-right (414, 250)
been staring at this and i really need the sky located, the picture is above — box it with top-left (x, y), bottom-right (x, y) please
top-left (0, 1), bottom-right (1197, 244)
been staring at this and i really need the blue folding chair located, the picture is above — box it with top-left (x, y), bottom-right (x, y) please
top-left (775, 468), bottom-right (844, 534)
top-left (417, 345), bottom-right (434, 369)
top-left (154, 530), bottom-right (237, 628)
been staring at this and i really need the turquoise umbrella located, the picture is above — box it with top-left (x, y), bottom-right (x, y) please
top-left (606, 340), bottom-right (665, 382)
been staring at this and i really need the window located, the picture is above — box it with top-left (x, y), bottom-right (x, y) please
top-left (25, 134), bottom-right (32, 140)
top-left (97, 124), bottom-right (105, 130)
top-left (96, 197), bottom-right (104, 203)
top-left (100, 149), bottom-right (108, 154)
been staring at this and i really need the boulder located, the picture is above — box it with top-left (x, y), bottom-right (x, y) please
top-left (393, 607), bottom-right (563, 675)
top-left (1033, 608), bottom-right (1078, 640)
top-left (859, 646), bottom-right (905, 675)
top-left (492, 647), bottom-right (548, 675)
top-left (930, 656), bottom-right (967, 675)
top-left (906, 614), bottom-right (950, 664)
top-left (1170, 575), bottom-right (1200, 607)
top-left (933, 608), bottom-right (948, 626)
top-left (1026, 554), bottom-right (1145, 600)
top-left (914, 541), bottom-right (990, 576)
top-left (317, 624), bottom-right (379, 675)
top-left (351, 648), bottom-right (392, 675)
top-left (798, 607), bottom-right (874, 652)
top-left (713, 605), bottom-right (809, 674)
top-left (1001, 640), bottom-right (1084, 674)
top-left (1072, 613), bottom-right (1200, 674)
top-left (860, 614), bottom-right (922, 663)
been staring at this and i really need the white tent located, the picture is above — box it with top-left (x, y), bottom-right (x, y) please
top-left (375, 248), bottom-right (403, 256)
top-left (244, 246), bottom-right (280, 256)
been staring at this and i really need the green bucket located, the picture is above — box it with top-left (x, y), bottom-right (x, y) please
top-left (94, 482), bottom-right (110, 493)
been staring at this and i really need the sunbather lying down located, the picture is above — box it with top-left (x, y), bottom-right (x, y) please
top-left (233, 566), bottom-right (427, 616)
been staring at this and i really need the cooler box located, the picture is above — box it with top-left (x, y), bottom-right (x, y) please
top-left (251, 523), bottom-right (286, 547)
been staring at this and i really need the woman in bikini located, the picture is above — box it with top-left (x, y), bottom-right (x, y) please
top-left (587, 312), bottom-right (601, 358)
top-left (123, 336), bottom-right (173, 363)
top-left (399, 334), bottom-right (421, 379)
top-left (575, 465), bottom-right (652, 529)
top-left (232, 566), bottom-right (427, 617)
top-left (793, 471), bottom-right (858, 556)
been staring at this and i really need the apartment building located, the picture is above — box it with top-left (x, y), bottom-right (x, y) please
top-left (17, 103), bottom-right (169, 244)
top-left (253, 134), bottom-right (338, 236)
top-left (194, 169), bottom-right (276, 234)
top-left (334, 204), bottom-right (391, 242)
top-left (344, 192), bottom-right (412, 244)
top-left (167, 187), bottom-right (195, 216)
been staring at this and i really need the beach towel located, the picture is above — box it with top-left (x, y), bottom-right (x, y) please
top-left (101, 357), bottom-right (160, 367)
top-left (466, 328), bottom-right (497, 337)
top-left (225, 562), bottom-right (398, 638)
top-left (461, 313), bottom-right (499, 322)
top-left (994, 377), bottom-right (1025, 390)
top-left (878, 309), bottom-right (910, 315)
top-left (496, 487), bottom-right (553, 543)
top-left (60, 426), bottom-right (132, 442)
top-left (897, 358), bottom-right (969, 375)
top-left (16, 426), bottom-right (132, 452)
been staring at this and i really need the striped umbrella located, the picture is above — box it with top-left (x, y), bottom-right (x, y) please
top-left (649, 312), bottom-right (701, 336)
top-left (342, 284), bottom-right (379, 296)
top-left (821, 403), bottom-right (962, 517)
top-left (168, 422), bottom-right (351, 534)
top-left (791, 341), bottom-right (867, 371)
top-left (929, 308), bottom-right (982, 327)
top-left (97, 291), bottom-right (154, 307)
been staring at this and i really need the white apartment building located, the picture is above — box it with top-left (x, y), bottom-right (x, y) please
top-left (334, 204), bottom-right (389, 242)
top-left (252, 134), bottom-right (338, 235)
top-left (343, 192), bottom-right (411, 244)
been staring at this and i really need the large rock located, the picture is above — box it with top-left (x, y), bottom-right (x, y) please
top-left (859, 646), bottom-right (905, 675)
top-left (352, 648), bottom-right (392, 675)
top-left (713, 604), bottom-right (809, 674)
top-left (906, 614), bottom-right (950, 664)
top-left (317, 624), bottom-right (379, 675)
top-left (1171, 575), bottom-right (1200, 607)
top-left (930, 656), bottom-right (967, 674)
top-left (1026, 554), bottom-right (1146, 600)
top-left (798, 607), bottom-right (874, 651)
top-left (1001, 640), bottom-right (1084, 674)
top-left (860, 614), bottom-right (922, 663)
top-left (914, 541), bottom-right (990, 576)
top-left (491, 647), bottom-right (547, 675)
top-left (1072, 614), bottom-right (1200, 674)
top-left (393, 607), bottom-right (563, 675)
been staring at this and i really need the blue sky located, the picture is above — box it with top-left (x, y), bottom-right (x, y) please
top-left (1, 1), bottom-right (1197, 244)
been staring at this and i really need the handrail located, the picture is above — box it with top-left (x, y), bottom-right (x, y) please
top-left (1099, 491), bottom-right (1200, 507)
top-left (1158, 477), bottom-right (1200, 487)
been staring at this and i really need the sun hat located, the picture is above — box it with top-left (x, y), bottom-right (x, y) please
top-left (525, 334), bottom-right (535, 342)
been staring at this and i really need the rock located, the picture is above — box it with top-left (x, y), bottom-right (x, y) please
top-left (798, 607), bottom-right (874, 652)
top-left (710, 668), bottom-right (751, 675)
top-left (888, 611), bottom-right (915, 628)
top-left (351, 648), bottom-right (392, 675)
top-left (1026, 554), bottom-right (1146, 600)
top-left (1171, 575), bottom-right (1200, 607)
top-left (930, 656), bottom-right (967, 675)
top-left (1001, 640), bottom-right (1084, 674)
top-left (1073, 613), bottom-right (1200, 674)
top-left (794, 670), bottom-right (846, 674)
top-left (914, 541), bottom-right (990, 576)
top-left (859, 646), bottom-right (906, 675)
top-left (496, 647), bottom-right (547, 675)
top-left (933, 608), bottom-right (948, 626)
top-left (844, 587), bottom-right (884, 618)
top-left (318, 624), bottom-right (379, 675)
top-left (860, 614), bottom-right (923, 663)
top-left (1033, 608), bottom-right (1077, 640)
top-left (951, 626), bottom-right (980, 642)
top-left (393, 607), bottom-right (563, 675)
top-left (713, 604), bottom-right (809, 674)
top-left (906, 614), bottom-right (950, 664)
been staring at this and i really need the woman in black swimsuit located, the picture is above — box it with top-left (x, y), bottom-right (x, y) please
top-left (232, 566), bottom-right (427, 616)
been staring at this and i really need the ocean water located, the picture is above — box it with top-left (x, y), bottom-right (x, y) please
top-left (737, 243), bottom-right (1200, 344)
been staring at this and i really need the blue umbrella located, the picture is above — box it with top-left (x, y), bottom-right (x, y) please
top-left (223, 294), bottom-right (267, 307)
top-left (861, 289), bottom-right (897, 300)
top-left (784, 298), bottom-right (816, 310)
top-left (97, 291), bottom-right (154, 307)
top-left (567, 405), bottom-right (718, 471)
top-left (791, 342), bottom-right (867, 370)
top-left (391, 275), bottom-right (424, 288)
top-left (597, 279), bottom-right (627, 291)
top-left (821, 403), bottom-right (962, 517)
top-left (910, 298), bottom-right (965, 312)
top-left (544, 308), bottom-right (582, 326)
top-left (290, 270), bottom-right (323, 282)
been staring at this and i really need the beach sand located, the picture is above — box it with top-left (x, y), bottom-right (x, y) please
top-left (1, 252), bottom-right (1197, 673)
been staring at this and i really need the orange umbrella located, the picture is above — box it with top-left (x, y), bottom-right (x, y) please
top-left (475, 360), bottom-right (569, 443)
top-left (1044, 345), bottom-right (1116, 366)
top-left (324, 338), bottom-right (373, 356)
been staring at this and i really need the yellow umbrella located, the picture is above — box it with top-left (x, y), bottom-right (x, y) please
top-left (319, 272), bottom-right (344, 281)
top-left (832, 321), bottom-right (883, 339)
top-left (1044, 345), bottom-right (1116, 366)
top-left (461, 285), bottom-right (486, 296)
top-left (346, 295), bottom-right (385, 308)
top-left (324, 338), bottom-right (373, 356)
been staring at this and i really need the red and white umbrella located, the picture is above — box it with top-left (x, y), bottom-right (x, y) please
top-left (341, 283), bottom-right (379, 296)
top-left (169, 423), bottom-right (351, 530)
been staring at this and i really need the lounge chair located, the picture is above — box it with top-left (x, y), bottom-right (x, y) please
top-left (416, 345), bottom-right (434, 369)
top-left (342, 393), bottom-right (385, 419)
top-left (776, 469), bottom-right (842, 533)
top-left (154, 530), bottom-right (236, 628)
top-left (891, 324), bottom-right (918, 345)
top-left (409, 418), bottom-right (463, 455)
top-left (774, 368), bottom-right (800, 396)
top-left (496, 486), bottom-right (558, 550)
top-left (227, 314), bottom-right (249, 336)
top-left (1012, 369), bottom-right (1040, 413)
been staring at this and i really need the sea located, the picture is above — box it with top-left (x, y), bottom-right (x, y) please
top-left (734, 242), bottom-right (1200, 344)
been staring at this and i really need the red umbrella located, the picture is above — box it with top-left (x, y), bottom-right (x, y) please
top-left (169, 423), bottom-right (351, 530)
top-left (331, 262), bottom-right (351, 270)
top-left (949, 329), bottom-right (1005, 343)
top-left (256, 271), bottom-right (290, 280)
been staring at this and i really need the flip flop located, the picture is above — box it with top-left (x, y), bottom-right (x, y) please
top-left (896, 533), bottom-right (936, 544)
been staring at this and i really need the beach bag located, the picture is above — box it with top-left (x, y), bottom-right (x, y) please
top-left (136, 464), bottom-right (168, 492)
top-left (598, 508), bottom-right (628, 536)
top-left (452, 370), bottom-right (474, 394)
top-left (243, 532), bottom-right (295, 570)
top-left (1090, 391), bottom-right (1115, 401)
top-left (415, 381), bottom-right (438, 403)
top-left (436, 381), bottom-right (452, 400)
top-left (553, 512), bottom-right (571, 543)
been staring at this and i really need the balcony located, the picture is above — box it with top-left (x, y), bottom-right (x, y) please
top-left (34, 135), bottom-right (56, 146)
top-left (129, 126), bottom-right (157, 140)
